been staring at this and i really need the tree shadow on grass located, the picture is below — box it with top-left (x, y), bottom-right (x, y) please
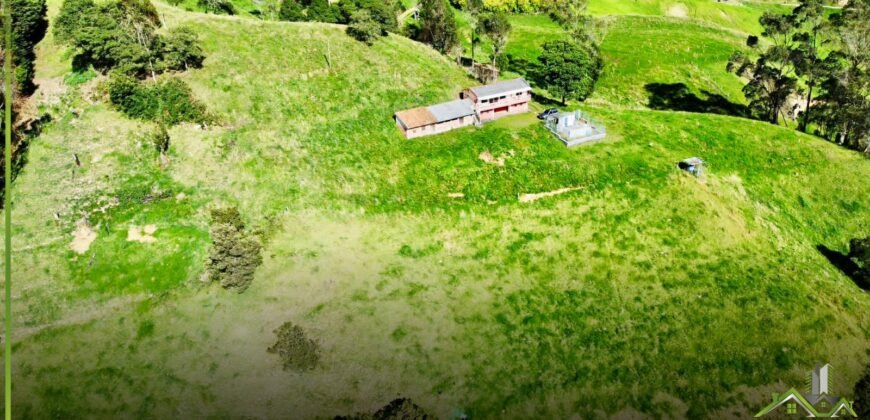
top-left (644, 83), bottom-right (751, 118)
top-left (817, 245), bottom-right (869, 291)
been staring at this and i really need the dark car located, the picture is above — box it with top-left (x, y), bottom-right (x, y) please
top-left (537, 108), bottom-right (559, 120)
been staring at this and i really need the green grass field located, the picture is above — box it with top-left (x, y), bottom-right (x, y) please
top-left (3, 0), bottom-right (869, 418)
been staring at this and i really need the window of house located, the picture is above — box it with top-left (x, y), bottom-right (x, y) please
top-left (786, 402), bottom-right (796, 414)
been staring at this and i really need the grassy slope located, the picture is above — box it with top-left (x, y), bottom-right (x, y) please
top-left (5, 1), bottom-right (870, 419)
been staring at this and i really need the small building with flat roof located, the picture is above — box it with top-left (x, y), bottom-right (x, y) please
top-left (394, 99), bottom-right (476, 139)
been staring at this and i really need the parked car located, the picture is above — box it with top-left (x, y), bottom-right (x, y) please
top-left (537, 108), bottom-right (559, 120)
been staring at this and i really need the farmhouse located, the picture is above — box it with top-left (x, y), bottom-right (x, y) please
top-left (461, 78), bottom-right (532, 122)
top-left (394, 78), bottom-right (533, 139)
top-left (395, 99), bottom-right (477, 139)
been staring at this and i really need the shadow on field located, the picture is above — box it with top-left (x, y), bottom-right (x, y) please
top-left (816, 245), bottom-right (870, 291)
top-left (645, 83), bottom-right (750, 118)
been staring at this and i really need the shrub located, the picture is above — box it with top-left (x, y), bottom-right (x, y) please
top-left (347, 10), bottom-right (382, 45)
top-left (107, 73), bottom-right (209, 125)
top-left (267, 322), bottom-right (320, 371)
top-left (207, 207), bottom-right (263, 293)
top-left (278, 0), bottom-right (305, 21)
top-left (198, 0), bottom-right (235, 14)
top-left (148, 124), bottom-right (170, 155)
top-left (536, 39), bottom-right (602, 104)
top-left (337, 398), bottom-right (431, 420)
top-left (158, 27), bottom-right (205, 72)
top-left (849, 237), bottom-right (869, 285)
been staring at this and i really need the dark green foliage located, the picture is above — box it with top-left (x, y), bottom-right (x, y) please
top-left (856, 359), bottom-right (870, 419)
top-left (267, 322), bottom-right (320, 370)
top-left (347, 10), bottom-right (382, 45)
top-left (207, 207), bottom-right (263, 293)
top-left (306, 0), bottom-right (340, 23)
top-left (107, 73), bottom-right (209, 125)
top-left (336, 398), bottom-right (431, 420)
top-left (198, 0), bottom-right (236, 14)
top-left (158, 27), bottom-right (205, 72)
top-left (849, 237), bottom-right (870, 284)
top-left (278, 0), bottom-right (305, 21)
top-left (55, 0), bottom-right (205, 78)
top-left (148, 124), bottom-right (170, 155)
top-left (0, 0), bottom-right (48, 94)
top-left (208, 207), bottom-right (263, 293)
top-left (536, 39), bottom-right (601, 104)
top-left (416, 0), bottom-right (459, 53)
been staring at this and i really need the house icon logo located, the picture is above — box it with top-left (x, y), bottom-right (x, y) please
top-left (755, 364), bottom-right (858, 417)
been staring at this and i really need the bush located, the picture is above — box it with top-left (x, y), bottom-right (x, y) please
top-left (347, 10), bottom-right (382, 45)
top-left (158, 27), bottom-right (205, 72)
top-left (107, 73), bottom-right (209, 125)
top-left (536, 39), bottom-right (602, 104)
top-left (198, 0), bottom-right (235, 14)
top-left (148, 124), bottom-right (170, 155)
top-left (207, 207), bottom-right (263, 293)
top-left (267, 322), bottom-right (320, 371)
top-left (336, 398), bottom-right (431, 420)
top-left (849, 237), bottom-right (869, 285)
top-left (278, 0), bottom-right (305, 21)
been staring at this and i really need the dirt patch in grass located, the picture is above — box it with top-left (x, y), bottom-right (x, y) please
top-left (69, 220), bottom-right (97, 254)
top-left (447, 193), bottom-right (465, 198)
top-left (127, 225), bottom-right (158, 243)
top-left (267, 321), bottom-right (320, 371)
top-left (518, 186), bottom-right (583, 203)
top-left (478, 150), bottom-right (514, 166)
top-left (667, 4), bottom-right (689, 18)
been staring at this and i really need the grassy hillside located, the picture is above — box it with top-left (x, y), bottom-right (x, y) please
top-left (4, 1), bottom-right (869, 419)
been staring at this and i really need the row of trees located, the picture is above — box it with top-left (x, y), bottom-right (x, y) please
top-left (728, 0), bottom-right (869, 152)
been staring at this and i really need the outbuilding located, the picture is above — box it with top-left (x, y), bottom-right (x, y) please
top-left (395, 99), bottom-right (476, 139)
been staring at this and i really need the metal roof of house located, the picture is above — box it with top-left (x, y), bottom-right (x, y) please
top-left (395, 99), bottom-right (475, 129)
top-left (469, 78), bottom-right (531, 100)
top-left (427, 99), bottom-right (475, 123)
top-left (395, 107), bottom-right (437, 129)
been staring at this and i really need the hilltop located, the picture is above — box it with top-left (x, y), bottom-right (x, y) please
top-left (6, 0), bottom-right (869, 418)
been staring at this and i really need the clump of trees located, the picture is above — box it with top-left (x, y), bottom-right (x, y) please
top-left (198, 0), bottom-right (236, 14)
top-left (207, 207), bottom-right (263, 293)
top-left (728, 0), bottom-right (869, 152)
top-left (107, 73), bottom-right (210, 125)
top-left (537, 40), bottom-right (601, 104)
top-left (277, 0), bottom-right (399, 44)
top-left (267, 321), bottom-right (320, 371)
top-left (346, 10), bottom-right (383, 45)
top-left (1, 0), bottom-right (48, 202)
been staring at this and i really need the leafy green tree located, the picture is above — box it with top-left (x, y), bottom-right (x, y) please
top-left (537, 40), bottom-right (601, 104)
top-left (306, 0), bottom-right (340, 23)
top-left (346, 9), bottom-right (382, 45)
top-left (813, 0), bottom-right (869, 151)
top-left (791, 0), bottom-right (829, 132)
top-left (728, 12), bottom-right (800, 124)
top-left (466, 0), bottom-right (484, 66)
top-left (278, 0), bottom-right (305, 21)
top-left (481, 12), bottom-right (511, 73)
top-left (417, 0), bottom-right (458, 54)
top-left (158, 26), bottom-right (205, 71)
top-left (2, 0), bottom-right (48, 94)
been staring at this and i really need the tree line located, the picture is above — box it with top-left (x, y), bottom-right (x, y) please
top-left (728, 0), bottom-right (869, 153)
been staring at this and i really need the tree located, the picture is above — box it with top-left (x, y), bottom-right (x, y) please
top-left (728, 12), bottom-right (800, 125)
top-left (346, 9), bottom-right (382, 45)
top-left (849, 237), bottom-right (870, 285)
top-left (417, 0), bottom-right (458, 54)
top-left (480, 12), bottom-right (511, 73)
top-left (306, 0), bottom-right (340, 23)
top-left (198, 0), bottom-right (235, 14)
top-left (158, 26), bottom-right (205, 71)
top-left (790, 0), bottom-right (829, 132)
top-left (207, 207), bottom-right (263, 293)
top-left (0, 0), bottom-right (48, 202)
top-left (812, 0), bottom-right (869, 151)
top-left (537, 40), bottom-right (600, 104)
top-left (466, 0), bottom-right (484, 66)
top-left (2, 0), bottom-right (49, 94)
top-left (278, 0), bottom-right (305, 21)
